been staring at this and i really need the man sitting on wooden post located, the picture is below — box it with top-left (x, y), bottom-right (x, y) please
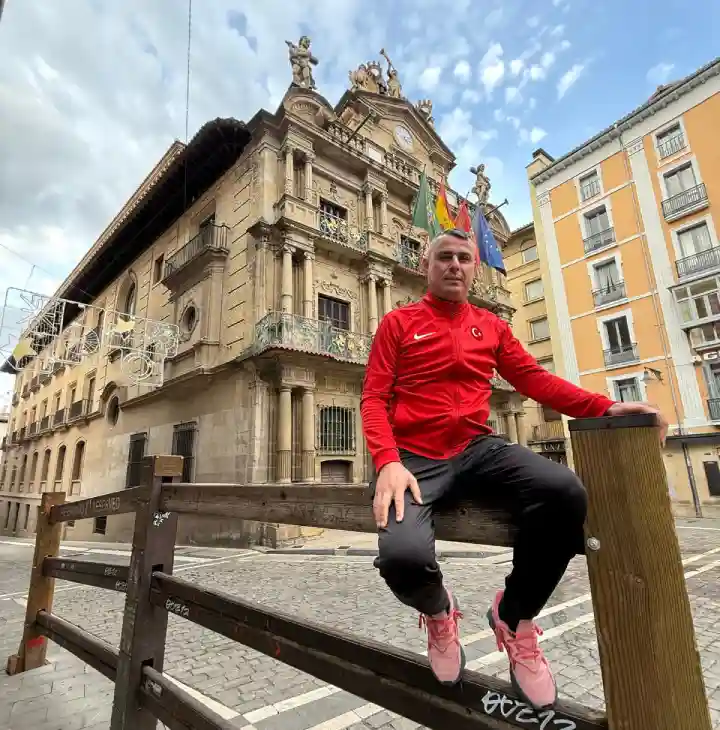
top-left (360, 228), bottom-right (668, 710)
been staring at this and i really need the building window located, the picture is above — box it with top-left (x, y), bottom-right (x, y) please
top-left (689, 321), bottom-right (720, 349)
top-left (317, 406), bottom-right (356, 454)
top-left (107, 396), bottom-right (120, 426)
top-left (677, 222), bottom-right (713, 259)
top-left (579, 171), bottom-right (601, 201)
top-left (529, 317), bottom-right (550, 342)
top-left (172, 422), bottom-right (197, 483)
top-left (124, 282), bottom-right (137, 317)
top-left (674, 277), bottom-right (720, 325)
top-left (126, 432), bottom-right (147, 488)
top-left (614, 377), bottom-right (641, 403)
top-left (524, 279), bottom-right (544, 302)
top-left (19, 455), bottom-right (27, 487)
top-left (293, 160), bottom-right (305, 199)
top-left (602, 315), bottom-right (637, 365)
top-left (399, 235), bottom-right (422, 270)
top-left (656, 123), bottom-right (685, 159)
top-left (93, 516), bottom-right (107, 535)
top-left (86, 376), bottom-right (96, 413)
top-left (521, 245), bottom-right (538, 263)
top-left (41, 449), bottom-right (51, 484)
top-left (664, 163), bottom-right (697, 199)
top-left (29, 452), bottom-right (38, 487)
top-left (54, 445), bottom-right (66, 488)
top-left (319, 200), bottom-right (348, 243)
top-left (592, 258), bottom-right (626, 306)
top-left (583, 206), bottom-right (614, 252)
top-left (71, 441), bottom-right (85, 482)
top-left (318, 295), bottom-right (350, 330)
top-left (153, 254), bottom-right (164, 284)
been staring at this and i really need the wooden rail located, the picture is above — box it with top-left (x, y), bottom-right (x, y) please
top-left (4, 415), bottom-right (713, 730)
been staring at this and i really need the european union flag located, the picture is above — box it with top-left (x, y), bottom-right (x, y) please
top-left (473, 208), bottom-right (506, 275)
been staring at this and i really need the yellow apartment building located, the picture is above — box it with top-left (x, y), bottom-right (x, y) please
top-left (504, 223), bottom-right (567, 463)
top-left (0, 43), bottom-right (525, 543)
top-left (529, 56), bottom-right (720, 517)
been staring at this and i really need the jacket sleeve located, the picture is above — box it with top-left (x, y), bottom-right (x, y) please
top-left (494, 317), bottom-right (616, 418)
top-left (361, 313), bottom-right (402, 473)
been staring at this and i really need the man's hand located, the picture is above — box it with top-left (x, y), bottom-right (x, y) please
top-left (373, 461), bottom-right (422, 528)
top-left (606, 401), bottom-right (669, 446)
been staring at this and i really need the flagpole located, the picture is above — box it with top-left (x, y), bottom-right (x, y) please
top-left (484, 198), bottom-right (509, 217)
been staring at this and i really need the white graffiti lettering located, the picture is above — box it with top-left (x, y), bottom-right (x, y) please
top-left (104, 566), bottom-right (119, 577)
top-left (152, 511), bottom-right (171, 527)
top-left (164, 599), bottom-right (190, 618)
top-left (480, 691), bottom-right (577, 729)
top-left (115, 580), bottom-right (128, 592)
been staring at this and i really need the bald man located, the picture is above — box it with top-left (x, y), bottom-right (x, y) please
top-left (360, 228), bottom-right (666, 709)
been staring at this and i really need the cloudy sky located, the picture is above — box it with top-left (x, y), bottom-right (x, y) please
top-left (0, 0), bottom-right (717, 406)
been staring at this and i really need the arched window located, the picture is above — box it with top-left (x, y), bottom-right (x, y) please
top-left (71, 441), bottom-right (85, 487)
top-left (54, 445), bottom-right (66, 489)
top-left (41, 449), bottom-right (51, 485)
top-left (124, 281), bottom-right (137, 316)
top-left (29, 452), bottom-right (39, 488)
top-left (19, 455), bottom-right (27, 487)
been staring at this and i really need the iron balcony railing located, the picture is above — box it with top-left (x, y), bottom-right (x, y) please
top-left (317, 211), bottom-right (367, 250)
top-left (532, 421), bottom-right (566, 442)
top-left (255, 312), bottom-right (372, 364)
top-left (53, 409), bottom-right (66, 427)
top-left (580, 178), bottom-right (601, 201)
top-left (397, 238), bottom-right (422, 271)
top-left (68, 400), bottom-right (87, 421)
top-left (708, 398), bottom-right (720, 422)
top-left (592, 280), bottom-right (626, 307)
top-left (28, 422), bottom-right (38, 437)
top-left (583, 227), bottom-right (615, 253)
top-left (40, 415), bottom-right (50, 432)
top-left (676, 246), bottom-right (720, 279)
top-left (658, 133), bottom-right (686, 159)
top-left (661, 183), bottom-right (708, 220)
top-left (603, 343), bottom-right (639, 367)
top-left (163, 224), bottom-right (229, 280)
top-left (19, 426), bottom-right (26, 441)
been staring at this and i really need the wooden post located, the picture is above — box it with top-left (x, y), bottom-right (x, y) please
top-left (6, 491), bottom-right (66, 675)
top-left (569, 414), bottom-right (712, 730)
top-left (110, 455), bottom-right (183, 730)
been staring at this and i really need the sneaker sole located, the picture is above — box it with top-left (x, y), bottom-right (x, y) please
top-left (486, 607), bottom-right (557, 711)
top-left (431, 591), bottom-right (466, 687)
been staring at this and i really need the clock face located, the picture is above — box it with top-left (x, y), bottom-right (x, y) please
top-left (394, 125), bottom-right (413, 151)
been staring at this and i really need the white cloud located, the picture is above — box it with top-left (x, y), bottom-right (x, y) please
top-left (541, 51), bottom-right (555, 69)
top-left (528, 65), bottom-right (546, 81)
top-left (510, 59), bottom-right (524, 76)
top-left (647, 62), bottom-right (675, 86)
top-left (528, 97), bottom-right (537, 110)
top-left (419, 66), bottom-right (442, 91)
top-left (461, 88), bottom-right (481, 104)
top-left (527, 16), bottom-right (540, 28)
top-left (530, 127), bottom-right (547, 143)
top-left (453, 59), bottom-right (471, 82)
top-left (506, 115), bottom-right (521, 130)
top-left (493, 108), bottom-right (505, 122)
top-left (550, 24), bottom-right (565, 36)
top-left (559, 39), bottom-right (571, 51)
top-left (438, 107), bottom-right (474, 148)
top-left (557, 63), bottom-right (585, 98)
top-left (505, 86), bottom-right (522, 104)
top-left (478, 43), bottom-right (505, 98)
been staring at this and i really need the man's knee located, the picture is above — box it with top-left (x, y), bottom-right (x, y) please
top-left (376, 527), bottom-right (436, 577)
top-left (535, 466), bottom-right (588, 524)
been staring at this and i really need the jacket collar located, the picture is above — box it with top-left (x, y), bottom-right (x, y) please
top-left (422, 292), bottom-right (469, 318)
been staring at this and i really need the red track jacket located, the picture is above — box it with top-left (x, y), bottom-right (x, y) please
top-left (361, 293), bottom-right (616, 472)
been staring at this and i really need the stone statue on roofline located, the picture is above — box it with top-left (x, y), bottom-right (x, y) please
top-left (286, 36), bottom-right (318, 90)
top-left (470, 163), bottom-right (491, 207)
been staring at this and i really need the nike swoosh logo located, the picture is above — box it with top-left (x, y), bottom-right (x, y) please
top-left (413, 332), bottom-right (435, 340)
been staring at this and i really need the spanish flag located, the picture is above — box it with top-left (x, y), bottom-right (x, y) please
top-left (434, 179), bottom-right (455, 231)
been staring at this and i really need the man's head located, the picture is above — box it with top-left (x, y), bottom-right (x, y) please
top-left (424, 229), bottom-right (477, 302)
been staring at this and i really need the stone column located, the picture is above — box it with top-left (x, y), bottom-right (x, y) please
top-left (379, 191), bottom-right (388, 236)
top-left (363, 183), bottom-right (374, 232)
top-left (304, 152), bottom-right (315, 205)
top-left (382, 278), bottom-right (392, 317)
top-left (280, 244), bottom-right (294, 313)
top-left (506, 411), bottom-right (518, 443)
top-left (277, 385), bottom-right (292, 483)
top-left (301, 387), bottom-right (315, 482)
top-left (516, 412), bottom-right (527, 446)
top-left (367, 275), bottom-right (378, 334)
top-left (302, 251), bottom-right (314, 319)
top-left (253, 233), bottom-right (270, 324)
top-left (283, 144), bottom-right (294, 195)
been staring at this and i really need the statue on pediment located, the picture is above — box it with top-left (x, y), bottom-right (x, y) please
top-left (286, 36), bottom-right (318, 90)
top-left (349, 61), bottom-right (385, 94)
top-left (416, 99), bottom-right (434, 127)
top-left (380, 48), bottom-right (403, 99)
top-left (470, 163), bottom-right (491, 207)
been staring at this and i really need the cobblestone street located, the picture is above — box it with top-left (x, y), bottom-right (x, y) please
top-left (1, 523), bottom-right (719, 729)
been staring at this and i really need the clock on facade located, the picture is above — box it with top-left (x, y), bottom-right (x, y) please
top-left (394, 125), bottom-right (413, 151)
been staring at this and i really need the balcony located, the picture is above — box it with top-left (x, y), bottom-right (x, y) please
top-left (39, 415), bottom-right (50, 433)
top-left (30, 376), bottom-right (39, 392)
top-left (68, 400), bottom-right (87, 422)
top-left (317, 211), bottom-right (367, 251)
top-left (490, 374), bottom-right (514, 392)
top-left (531, 421), bottom-right (566, 442)
top-left (708, 398), bottom-right (720, 423)
top-left (39, 372), bottom-right (51, 386)
top-left (661, 183), bottom-right (708, 222)
top-left (19, 426), bottom-right (26, 441)
top-left (603, 343), bottom-right (639, 367)
top-left (162, 224), bottom-right (229, 286)
top-left (592, 280), bottom-right (627, 308)
top-left (254, 312), bottom-right (372, 365)
top-left (580, 178), bottom-right (601, 202)
top-left (658, 133), bottom-right (686, 159)
top-left (397, 238), bottom-right (422, 272)
top-left (583, 227), bottom-right (616, 254)
top-left (53, 409), bottom-right (67, 428)
top-left (676, 247), bottom-right (720, 279)
top-left (28, 422), bottom-right (38, 438)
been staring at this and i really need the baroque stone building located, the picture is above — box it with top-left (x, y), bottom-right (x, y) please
top-left (0, 44), bottom-right (525, 544)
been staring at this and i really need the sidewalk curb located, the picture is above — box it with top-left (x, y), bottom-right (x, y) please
top-left (262, 547), bottom-right (508, 560)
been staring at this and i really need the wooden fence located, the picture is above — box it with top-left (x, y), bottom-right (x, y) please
top-left (5, 414), bottom-right (714, 730)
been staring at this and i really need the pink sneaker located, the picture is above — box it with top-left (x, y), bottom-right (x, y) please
top-left (419, 589), bottom-right (465, 685)
top-left (487, 590), bottom-right (557, 709)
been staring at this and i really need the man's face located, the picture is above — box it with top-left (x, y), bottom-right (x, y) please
top-left (425, 234), bottom-right (476, 302)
